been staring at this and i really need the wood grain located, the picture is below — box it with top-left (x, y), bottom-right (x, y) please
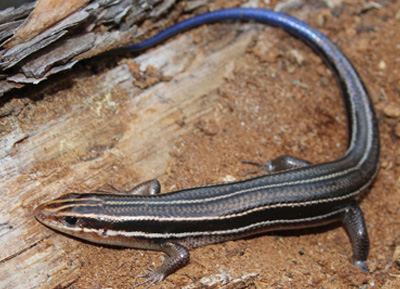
top-left (0, 22), bottom-right (257, 288)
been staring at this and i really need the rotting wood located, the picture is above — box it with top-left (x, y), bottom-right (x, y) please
top-left (0, 0), bottom-right (183, 97)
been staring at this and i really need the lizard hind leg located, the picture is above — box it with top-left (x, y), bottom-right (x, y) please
top-left (242, 155), bottom-right (312, 176)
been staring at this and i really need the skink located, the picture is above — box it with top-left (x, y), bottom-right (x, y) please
top-left (34, 8), bottom-right (380, 288)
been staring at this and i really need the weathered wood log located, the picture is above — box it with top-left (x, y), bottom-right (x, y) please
top-left (0, 0), bottom-right (186, 97)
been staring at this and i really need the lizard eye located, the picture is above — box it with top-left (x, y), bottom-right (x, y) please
top-left (63, 216), bottom-right (78, 226)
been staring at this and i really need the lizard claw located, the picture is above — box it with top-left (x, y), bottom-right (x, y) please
top-left (132, 270), bottom-right (165, 289)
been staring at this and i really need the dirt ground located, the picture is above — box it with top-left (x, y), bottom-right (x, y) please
top-left (1, 0), bottom-right (400, 288)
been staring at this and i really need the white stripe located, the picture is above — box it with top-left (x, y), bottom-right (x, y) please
top-left (100, 166), bottom-right (359, 206)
